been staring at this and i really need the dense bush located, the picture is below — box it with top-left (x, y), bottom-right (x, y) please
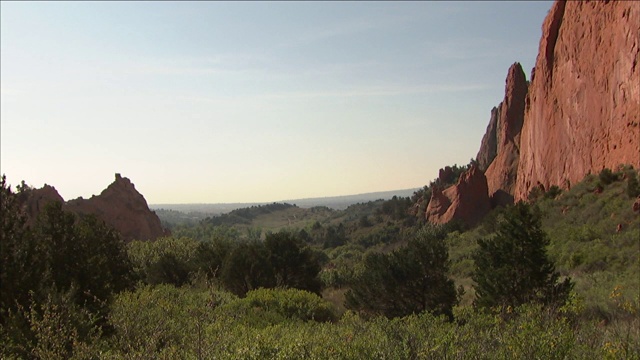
top-left (599, 168), bottom-right (618, 186)
top-left (219, 288), bottom-right (337, 326)
top-left (96, 285), bottom-right (640, 359)
top-left (346, 225), bottom-right (457, 319)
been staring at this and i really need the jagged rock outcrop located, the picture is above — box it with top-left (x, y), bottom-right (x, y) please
top-left (65, 174), bottom-right (165, 241)
top-left (20, 185), bottom-right (65, 225)
top-left (514, 0), bottom-right (640, 200)
top-left (19, 174), bottom-right (165, 241)
top-left (425, 165), bottom-right (491, 226)
top-left (483, 62), bottom-right (529, 206)
top-left (476, 106), bottom-right (500, 171)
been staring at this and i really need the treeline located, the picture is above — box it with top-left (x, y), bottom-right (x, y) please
top-left (202, 202), bottom-right (297, 227)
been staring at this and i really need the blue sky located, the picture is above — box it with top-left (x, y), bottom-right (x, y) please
top-left (1, 1), bottom-right (553, 203)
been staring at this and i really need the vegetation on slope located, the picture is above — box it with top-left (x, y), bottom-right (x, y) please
top-left (1, 166), bottom-right (638, 359)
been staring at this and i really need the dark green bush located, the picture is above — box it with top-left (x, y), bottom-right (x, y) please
top-left (599, 168), bottom-right (618, 186)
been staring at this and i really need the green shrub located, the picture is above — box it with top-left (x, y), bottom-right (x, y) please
top-left (217, 288), bottom-right (337, 326)
top-left (544, 185), bottom-right (563, 199)
top-left (627, 170), bottom-right (640, 198)
top-left (599, 168), bottom-right (618, 186)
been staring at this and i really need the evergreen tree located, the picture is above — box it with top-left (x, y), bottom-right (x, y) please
top-left (472, 202), bottom-right (572, 310)
top-left (0, 175), bottom-right (41, 324)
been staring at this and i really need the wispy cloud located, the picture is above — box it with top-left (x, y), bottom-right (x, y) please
top-left (120, 52), bottom-right (278, 78)
top-left (179, 83), bottom-right (488, 105)
top-left (276, 11), bottom-right (416, 50)
top-left (264, 84), bottom-right (488, 99)
top-left (420, 37), bottom-right (499, 61)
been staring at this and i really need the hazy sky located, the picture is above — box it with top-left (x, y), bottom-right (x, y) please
top-left (1, 1), bottom-right (553, 204)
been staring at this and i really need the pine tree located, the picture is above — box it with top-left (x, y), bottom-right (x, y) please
top-left (472, 202), bottom-right (572, 310)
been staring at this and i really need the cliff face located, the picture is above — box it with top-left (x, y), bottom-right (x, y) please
top-left (66, 174), bottom-right (165, 241)
top-left (476, 106), bottom-right (500, 172)
top-left (515, 1), bottom-right (640, 200)
top-left (484, 62), bottom-right (529, 206)
top-left (21, 174), bottom-right (165, 241)
top-left (425, 165), bottom-right (491, 225)
top-left (439, 0), bottom-right (639, 225)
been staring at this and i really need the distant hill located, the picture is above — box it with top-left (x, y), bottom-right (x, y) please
top-left (150, 188), bottom-right (418, 215)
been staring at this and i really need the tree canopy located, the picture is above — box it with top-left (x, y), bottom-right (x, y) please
top-left (346, 225), bottom-right (457, 319)
top-left (472, 202), bottom-right (573, 310)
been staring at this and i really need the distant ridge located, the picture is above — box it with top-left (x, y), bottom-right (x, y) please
top-left (151, 188), bottom-right (418, 214)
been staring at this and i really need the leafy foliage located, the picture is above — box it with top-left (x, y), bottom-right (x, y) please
top-left (219, 232), bottom-right (324, 296)
top-left (0, 176), bottom-right (134, 357)
top-left (2, 168), bottom-right (638, 358)
top-left (219, 288), bottom-right (337, 325)
top-left (626, 167), bottom-right (640, 198)
top-left (264, 232), bottom-right (323, 294)
top-left (346, 225), bottom-right (457, 319)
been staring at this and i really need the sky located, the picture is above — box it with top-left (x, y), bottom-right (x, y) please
top-left (1, 1), bottom-right (553, 204)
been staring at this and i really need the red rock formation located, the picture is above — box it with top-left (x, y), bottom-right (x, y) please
top-left (425, 186), bottom-right (452, 222)
top-left (65, 174), bottom-right (165, 241)
top-left (425, 165), bottom-right (491, 225)
top-left (514, 1), bottom-right (640, 200)
top-left (476, 106), bottom-right (500, 171)
top-left (20, 185), bottom-right (65, 225)
top-left (484, 62), bottom-right (529, 206)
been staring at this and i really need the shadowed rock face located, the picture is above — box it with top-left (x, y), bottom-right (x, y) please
top-left (20, 185), bottom-right (65, 226)
top-left (425, 165), bottom-right (491, 226)
top-left (476, 106), bottom-right (501, 172)
top-left (66, 174), bottom-right (165, 241)
top-left (21, 174), bottom-right (165, 241)
top-left (515, 0), bottom-right (640, 200)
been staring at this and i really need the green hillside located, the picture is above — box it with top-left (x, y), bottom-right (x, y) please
top-left (2, 168), bottom-right (638, 358)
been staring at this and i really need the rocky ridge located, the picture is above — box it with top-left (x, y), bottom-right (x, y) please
top-left (428, 0), bottom-right (639, 225)
top-left (21, 174), bottom-right (165, 241)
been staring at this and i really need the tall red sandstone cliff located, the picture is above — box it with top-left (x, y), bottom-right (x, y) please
top-left (515, 0), bottom-right (640, 200)
top-left (484, 62), bottom-right (529, 206)
top-left (21, 174), bottom-right (165, 241)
